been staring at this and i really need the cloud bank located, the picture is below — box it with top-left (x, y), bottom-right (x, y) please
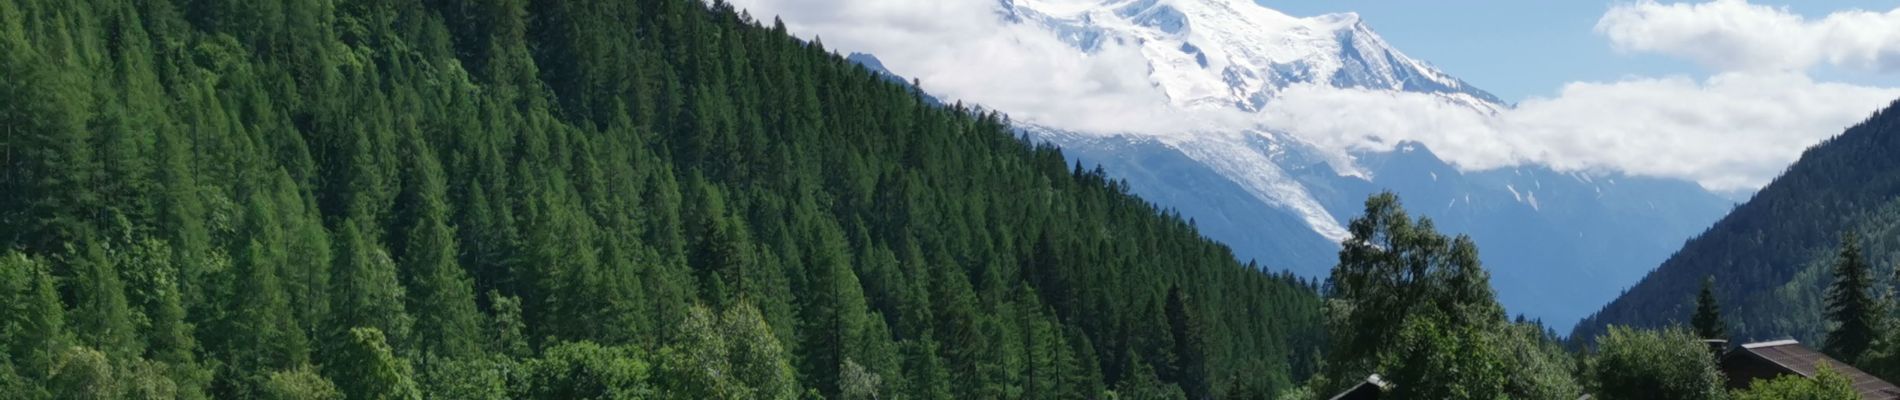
top-left (731, 0), bottom-right (1900, 191)
top-left (1268, 74), bottom-right (1900, 191)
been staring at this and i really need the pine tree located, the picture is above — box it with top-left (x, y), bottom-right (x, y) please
top-left (687, 181), bottom-right (753, 309)
top-left (1826, 233), bottom-right (1880, 362)
top-left (1164, 286), bottom-right (1207, 399)
top-left (328, 220), bottom-right (412, 354)
top-left (66, 239), bottom-right (141, 360)
top-left (0, 251), bottom-right (67, 390)
top-left (1692, 275), bottom-right (1725, 340)
top-left (398, 140), bottom-right (482, 359)
top-left (221, 197), bottom-right (313, 391)
top-left (120, 239), bottom-right (211, 398)
top-left (0, 43), bottom-right (98, 253)
top-left (796, 221), bottom-right (873, 398)
top-left (487, 291), bottom-right (530, 358)
top-left (901, 338), bottom-right (955, 400)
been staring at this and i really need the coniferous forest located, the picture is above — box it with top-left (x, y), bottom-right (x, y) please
top-left (0, 0), bottom-right (1328, 398)
top-left (15, 0), bottom-right (1900, 398)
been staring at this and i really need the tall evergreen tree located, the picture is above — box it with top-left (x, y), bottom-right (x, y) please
top-left (1164, 286), bottom-right (1208, 399)
top-left (328, 220), bottom-right (412, 355)
top-left (1825, 233), bottom-right (1880, 362)
top-left (219, 197), bottom-right (313, 395)
top-left (66, 239), bottom-right (141, 360)
top-left (1692, 275), bottom-right (1725, 340)
top-left (0, 251), bottom-right (67, 391)
top-left (398, 139), bottom-right (482, 359)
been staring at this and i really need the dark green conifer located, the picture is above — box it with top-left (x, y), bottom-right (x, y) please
top-left (1692, 275), bottom-right (1725, 340)
top-left (328, 220), bottom-right (412, 353)
top-left (1826, 233), bottom-right (1880, 362)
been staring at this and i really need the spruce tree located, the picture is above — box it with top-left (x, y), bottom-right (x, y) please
top-left (1692, 275), bottom-right (1725, 340)
top-left (222, 197), bottom-right (313, 390)
top-left (398, 140), bottom-right (482, 359)
top-left (1165, 286), bottom-right (1207, 399)
top-left (0, 251), bottom-right (67, 388)
top-left (328, 220), bottom-right (412, 354)
top-left (1826, 233), bottom-right (1880, 362)
top-left (66, 239), bottom-right (141, 360)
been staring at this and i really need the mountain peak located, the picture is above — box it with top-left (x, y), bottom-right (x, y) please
top-left (1002, 0), bottom-right (1502, 113)
top-left (1313, 11), bottom-right (1362, 28)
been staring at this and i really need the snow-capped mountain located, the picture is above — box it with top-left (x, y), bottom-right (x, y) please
top-left (850, 0), bottom-right (1732, 328)
top-left (1001, 0), bottom-right (1504, 112)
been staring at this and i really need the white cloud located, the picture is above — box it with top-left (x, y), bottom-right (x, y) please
top-left (728, 0), bottom-right (1250, 134)
top-left (731, 0), bottom-right (1900, 191)
top-left (1267, 74), bottom-right (1900, 191)
top-left (1597, 0), bottom-right (1900, 72)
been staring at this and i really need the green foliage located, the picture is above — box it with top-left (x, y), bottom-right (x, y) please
top-left (328, 327), bottom-right (422, 400)
top-left (1498, 322), bottom-right (1583, 400)
top-left (1730, 363), bottom-right (1859, 400)
top-left (259, 366), bottom-right (342, 400)
top-left (48, 346), bottom-right (117, 400)
top-left (1586, 326), bottom-right (1726, 400)
top-left (1319, 193), bottom-right (1579, 399)
top-left (516, 342), bottom-right (652, 399)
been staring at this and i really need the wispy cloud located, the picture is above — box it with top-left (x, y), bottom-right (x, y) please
top-left (731, 0), bottom-right (1900, 191)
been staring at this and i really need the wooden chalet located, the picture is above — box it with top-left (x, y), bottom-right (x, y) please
top-left (1721, 339), bottom-right (1900, 399)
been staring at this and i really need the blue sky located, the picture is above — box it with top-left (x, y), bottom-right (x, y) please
top-left (1268, 0), bottom-right (1900, 103)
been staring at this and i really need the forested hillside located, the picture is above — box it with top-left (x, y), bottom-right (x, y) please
top-left (0, 0), bottom-right (1323, 398)
top-left (1574, 99), bottom-right (1900, 344)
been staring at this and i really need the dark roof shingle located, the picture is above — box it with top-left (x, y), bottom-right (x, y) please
top-left (1728, 340), bottom-right (1900, 399)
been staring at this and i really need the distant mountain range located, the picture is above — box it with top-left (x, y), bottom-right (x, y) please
top-left (852, 0), bottom-right (1736, 328)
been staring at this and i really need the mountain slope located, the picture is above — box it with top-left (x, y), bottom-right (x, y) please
top-left (1024, 125), bottom-right (1731, 326)
top-left (0, 0), bottom-right (1321, 397)
top-left (949, 0), bottom-right (1734, 327)
top-left (1574, 100), bottom-right (1900, 344)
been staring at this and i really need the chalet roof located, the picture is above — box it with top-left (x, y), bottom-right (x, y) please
top-left (1726, 340), bottom-right (1900, 399)
top-left (1327, 374), bottom-right (1388, 400)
